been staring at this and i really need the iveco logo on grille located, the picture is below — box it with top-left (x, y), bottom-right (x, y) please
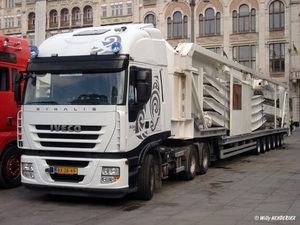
top-left (50, 125), bottom-right (81, 132)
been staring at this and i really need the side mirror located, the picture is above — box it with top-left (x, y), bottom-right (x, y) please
top-left (136, 71), bottom-right (150, 102)
top-left (14, 74), bottom-right (23, 104)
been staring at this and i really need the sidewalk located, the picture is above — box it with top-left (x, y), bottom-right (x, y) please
top-left (284, 127), bottom-right (300, 144)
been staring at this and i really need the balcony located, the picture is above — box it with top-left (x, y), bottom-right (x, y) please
top-left (49, 22), bottom-right (58, 28)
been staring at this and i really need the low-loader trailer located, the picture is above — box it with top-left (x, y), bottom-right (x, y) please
top-left (15, 24), bottom-right (289, 200)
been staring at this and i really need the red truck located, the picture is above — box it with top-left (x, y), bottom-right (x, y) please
top-left (0, 35), bottom-right (30, 188)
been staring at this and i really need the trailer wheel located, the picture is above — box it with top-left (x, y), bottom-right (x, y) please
top-left (133, 154), bottom-right (155, 200)
top-left (266, 136), bottom-right (271, 151)
top-left (198, 143), bottom-right (209, 175)
top-left (0, 146), bottom-right (22, 188)
top-left (253, 139), bottom-right (261, 155)
top-left (179, 147), bottom-right (197, 180)
top-left (260, 138), bottom-right (266, 154)
top-left (278, 134), bottom-right (283, 147)
top-left (270, 135), bottom-right (276, 150)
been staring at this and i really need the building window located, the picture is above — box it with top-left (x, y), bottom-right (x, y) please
top-left (206, 47), bottom-right (221, 55)
top-left (64, 11), bottom-right (69, 22)
top-left (233, 45), bottom-right (256, 70)
top-left (127, 2), bottom-right (132, 15)
top-left (183, 16), bottom-right (188, 38)
top-left (5, 0), bottom-right (14, 8)
top-left (115, 4), bottom-right (119, 16)
top-left (269, 0), bottom-right (284, 30)
top-left (17, 15), bottom-right (21, 27)
top-left (102, 5), bottom-right (107, 18)
top-left (173, 12), bottom-right (182, 38)
top-left (111, 5), bottom-right (115, 17)
top-left (167, 17), bottom-right (171, 39)
top-left (269, 43), bottom-right (285, 72)
top-left (168, 11), bottom-right (188, 39)
top-left (87, 8), bottom-right (93, 20)
top-left (232, 5), bottom-right (255, 33)
top-left (199, 8), bottom-right (220, 36)
top-left (144, 14), bottom-right (156, 27)
top-left (119, 4), bottom-right (123, 16)
top-left (5, 16), bottom-right (14, 28)
top-left (29, 35), bottom-right (35, 46)
top-left (75, 10), bottom-right (81, 22)
top-left (53, 12), bottom-right (58, 24)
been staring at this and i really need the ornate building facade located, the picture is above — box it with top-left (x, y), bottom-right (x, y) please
top-left (0, 0), bottom-right (299, 120)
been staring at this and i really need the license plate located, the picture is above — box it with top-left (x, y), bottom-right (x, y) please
top-left (56, 167), bottom-right (78, 175)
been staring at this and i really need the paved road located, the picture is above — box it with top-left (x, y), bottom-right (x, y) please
top-left (1, 130), bottom-right (300, 225)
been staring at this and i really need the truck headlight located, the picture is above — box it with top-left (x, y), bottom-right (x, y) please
top-left (22, 162), bottom-right (35, 179)
top-left (101, 167), bottom-right (120, 183)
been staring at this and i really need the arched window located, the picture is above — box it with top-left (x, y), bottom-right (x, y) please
top-left (87, 8), bottom-right (93, 20)
top-left (173, 12), bottom-right (182, 38)
top-left (269, 0), bottom-right (284, 30)
top-left (75, 10), bottom-right (81, 22)
top-left (205, 8), bottom-right (214, 35)
top-left (53, 12), bottom-right (58, 24)
top-left (199, 8), bottom-right (221, 36)
top-left (183, 16), bottom-right (188, 37)
top-left (167, 11), bottom-right (188, 39)
top-left (167, 17), bottom-right (172, 38)
top-left (232, 4), bottom-right (255, 33)
top-left (144, 14), bottom-right (156, 27)
top-left (64, 11), bottom-right (69, 22)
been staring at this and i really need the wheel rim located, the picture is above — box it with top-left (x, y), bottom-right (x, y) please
top-left (262, 139), bottom-right (266, 152)
top-left (268, 140), bottom-right (271, 149)
top-left (7, 155), bottom-right (20, 178)
top-left (190, 152), bottom-right (196, 174)
top-left (257, 141), bottom-right (261, 153)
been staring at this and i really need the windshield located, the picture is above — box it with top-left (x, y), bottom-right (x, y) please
top-left (24, 72), bottom-right (126, 105)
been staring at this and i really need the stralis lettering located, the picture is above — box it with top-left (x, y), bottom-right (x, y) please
top-left (50, 125), bottom-right (81, 132)
top-left (36, 107), bottom-right (97, 112)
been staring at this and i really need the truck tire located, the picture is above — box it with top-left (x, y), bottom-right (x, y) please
top-left (253, 139), bottom-right (261, 155)
top-left (266, 136), bottom-right (271, 151)
top-left (260, 138), bottom-right (266, 154)
top-left (133, 154), bottom-right (155, 200)
top-left (198, 143), bottom-right (209, 175)
top-left (270, 135), bottom-right (276, 150)
top-left (179, 147), bottom-right (197, 180)
top-left (0, 146), bottom-right (22, 188)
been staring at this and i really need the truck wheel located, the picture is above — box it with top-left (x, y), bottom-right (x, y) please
top-left (179, 147), bottom-right (197, 180)
top-left (0, 146), bottom-right (22, 188)
top-left (133, 154), bottom-right (155, 200)
top-left (270, 135), bottom-right (276, 150)
top-left (266, 136), bottom-right (271, 151)
top-left (278, 134), bottom-right (283, 147)
top-left (253, 139), bottom-right (261, 155)
top-left (276, 134), bottom-right (282, 148)
top-left (198, 143), bottom-right (209, 175)
top-left (260, 138), bottom-right (266, 154)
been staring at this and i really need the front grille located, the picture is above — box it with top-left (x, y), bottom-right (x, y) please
top-left (34, 125), bottom-right (102, 149)
top-left (40, 142), bottom-right (95, 148)
top-left (36, 125), bottom-right (101, 131)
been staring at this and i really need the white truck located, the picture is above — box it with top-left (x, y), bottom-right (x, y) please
top-left (14, 24), bottom-right (289, 200)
